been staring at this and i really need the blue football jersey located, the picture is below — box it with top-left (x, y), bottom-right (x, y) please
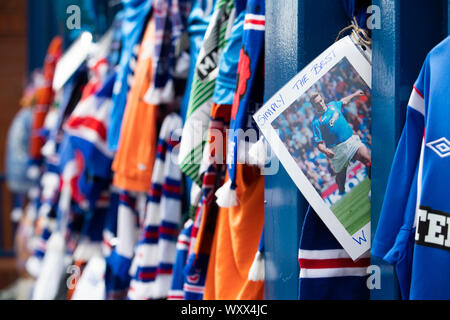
top-left (373, 36), bottom-right (450, 300)
top-left (311, 101), bottom-right (353, 148)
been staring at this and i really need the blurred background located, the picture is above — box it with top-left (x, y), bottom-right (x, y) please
top-left (0, 0), bottom-right (119, 293)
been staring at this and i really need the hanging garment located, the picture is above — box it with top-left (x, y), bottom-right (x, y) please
top-left (29, 36), bottom-right (63, 162)
top-left (178, 0), bottom-right (216, 211)
top-left (107, 9), bottom-right (125, 69)
top-left (69, 186), bottom-right (111, 280)
top-left (144, 0), bottom-right (192, 104)
top-left (111, 17), bottom-right (158, 192)
top-left (217, 0), bottom-right (265, 207)
top-left (102, 189), bottom-right (132, 300)
top-left (64, 71), bottom-right (117, 179)
top-left (43, 64), bottom-right (90, 159)
top-left (80, 57), bottom-right (110, 101)
top-left (71, 255), bottom-right (106, 300)
top-left (26, 104), bottom-right (69, 278)
top-left (179, 0), bottom-right (216, 122)
top-left (248, 226), bottom-right (264, 281)
top-left (102, 188), bottom-right (120, 258)
top-left (31, 232), bottom-right (66, 300)
top-left (59, 59), bottom-right (117, 300)
top-left (127, 113), bottom-right (183, 300)
top-left (168, 219), bottom-right (193, 300)
top-left (105, 190), bottom-right (140, 299)
top-left (298, 206), bottom-right (370, 300)
top-left (184, 2), bottom-right (250, 298)
top-left (378, 164), bottom-right (418, 299)
top-left (211, 0), bottom-right (245, 106)
top-left (41, 137), bottom-right (86, 299)
top-left (36, 65), bottom-right (90, 228)
top-left (372, 36), bottom-right (450, 300)
top-left (184, 103), bottom-right (231, 300)
top-left (178, 0), bottom-right (235, 185)
top-left (107, 0), bottom-right (152, 152)
top-left (203, 164), bottom-right (264, 300)
top-left (5, 107), bottom-right (33, 194)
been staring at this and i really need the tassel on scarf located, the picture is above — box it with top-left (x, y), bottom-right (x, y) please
top-left (215, 179), bottom-right (238, 208)
top-left (248, 250), bottom-right (265, 282)
top-left (248, 226), bottom-right (265, 281)
top-left (248, 137), bottom-right (266, 169)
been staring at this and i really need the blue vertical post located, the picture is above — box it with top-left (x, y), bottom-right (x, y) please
top-left (264, 0), bottom-right (348, 300)
top-left (27, 0), bottom-right (61, 74)
top-left (448, 0), bottom-right (450, 35)
top-left (264, 0), bottom-right (304, 300)
top-left (371, 0), bottom-right (448, 300)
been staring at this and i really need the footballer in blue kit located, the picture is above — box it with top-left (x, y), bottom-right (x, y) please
top-left (310, 90), bottom-right (371, 194)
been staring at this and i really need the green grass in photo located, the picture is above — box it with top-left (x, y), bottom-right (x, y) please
top-left (330, 178), bottom-right (370, 235)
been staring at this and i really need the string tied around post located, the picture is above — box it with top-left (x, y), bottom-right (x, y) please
top-left (335, 16), bottom-right (372, 49)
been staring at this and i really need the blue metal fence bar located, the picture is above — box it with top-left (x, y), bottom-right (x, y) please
top-left (370, 0), bottom-right (402, 300)
top-left (27, 0), bottom-right (60, 74)
top-left (370, 0), bottom-right (448, 300)
top-left (264, 0), bottom-right (348, 300)
top-left (264, 0), bottom-right (304, 300)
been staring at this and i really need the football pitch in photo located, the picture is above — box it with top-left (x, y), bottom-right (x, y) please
top-left (330, 178), bottom-right (371, 236)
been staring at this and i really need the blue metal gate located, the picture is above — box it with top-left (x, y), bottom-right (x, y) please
top-left (264, 0), bottom-right (449, 300)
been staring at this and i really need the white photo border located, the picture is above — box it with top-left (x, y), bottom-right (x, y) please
top-left (254, 36), bottom-right (371, 260)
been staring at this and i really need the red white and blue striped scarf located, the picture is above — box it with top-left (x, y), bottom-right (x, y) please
top-left (298, 206), bottom-right (370, 300)
top-left (144, 0), bottom-right (192, 104)
top-left (184, 103), bottom-right (231, 300)
top-left (128, 113), bottom-right (183, 300)
top-left (216, 0), bottom-right (265, 207)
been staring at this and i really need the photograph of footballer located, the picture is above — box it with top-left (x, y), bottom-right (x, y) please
top-left (272, 56), bottom-right (371, 237)
top-left (254, 36), bottom-right (371, 260)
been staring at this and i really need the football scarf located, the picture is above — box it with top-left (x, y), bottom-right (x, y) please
top-left (67, 192), bottom-right (109, 300)
top-left (107, 0), bottom-right (152, 152)
top-left (29, 36), bottom-right (63, 162)
top-left (168, 219), bottom-right (193, 300)
top-left (31, 232), bottom-right (66, 300)
top-left (298, 206), bottom-right (370, 300)
top-left (216, 0), bottom-right (265, 207)
top-left (179, 0), bottom-right (215, 122)
top-left (178, 0), bottom-right (235, 185)
top-left (79, 57), bottom-right (109, 101)
top-left (144, 0), bottom-right (191, 104)
top-left (128, 113), bottom-right (183, 300)
top-left (102, 188), bottom-right (130, 300)
top-left (26, 101), bottom-right (76, 278)
top-left (33, 137), bottom-right (85, 300)
top-left (210, 1), bottom-right (245, 106)
top-left (248, 225), bottom-right (264, 281)
top-left (64, 71), bottom-right (117, 179)
top-left (27, 71), bottom-right (87, 277)
top-left (184, 103), bottom-right (231, 300)
top-left (105, 190), bottom-right (140, 299)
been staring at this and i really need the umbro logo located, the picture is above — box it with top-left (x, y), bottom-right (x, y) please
top-left (426, 137), bottom-right (450, 158)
